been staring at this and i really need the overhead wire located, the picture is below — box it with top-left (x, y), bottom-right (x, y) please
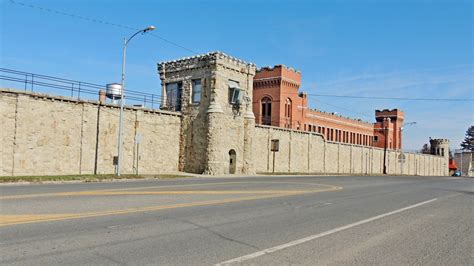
top-left (7, 0), bottom-right (473, 108)
top-left (305, 93), bottom-right (473, 102)
top-left (8, 0), bottom-right (198, 53)
top-left (310, 98), bottom-right (373, 120)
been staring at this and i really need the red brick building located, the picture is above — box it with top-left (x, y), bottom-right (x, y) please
top-left (253, 65), bottom-right (404, 150)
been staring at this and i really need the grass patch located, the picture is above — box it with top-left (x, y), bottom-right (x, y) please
top-left (0, 174), bottom-right (190, 183)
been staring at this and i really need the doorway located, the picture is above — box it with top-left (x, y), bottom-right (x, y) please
top-left (229, 149), bottom-right (236, 174)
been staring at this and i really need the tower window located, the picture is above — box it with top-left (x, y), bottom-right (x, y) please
top-left (228, 80), bottom-right (241, 104)
top-left (191, 79), bottom-right (202, 104)
top-left (261, 97), bottom-right (272, 125)
top-left (285, 98), bottom-right (292, 118)
top-left (165, 82), bottom-right (182, 111)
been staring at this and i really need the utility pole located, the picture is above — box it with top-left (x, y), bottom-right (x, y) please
top-left (383, 117), bottom-right (389, 174)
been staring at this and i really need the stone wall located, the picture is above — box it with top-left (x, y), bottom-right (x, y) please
top-left (0, 88), bottom-right (181, 176)
top-left (453, 152), bottom-right (473, 177)
top-left (254, 125), bottom-right (448, 176)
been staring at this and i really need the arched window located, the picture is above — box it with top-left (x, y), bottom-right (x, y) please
top-left (285, 98), bottom-right (292, 118)
top-left (261, 97), bottom-right (272, 126)
top-left (284, 98), bottom-right (292, 128)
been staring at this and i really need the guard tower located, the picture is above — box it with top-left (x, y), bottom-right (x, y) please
top-left (430, 138), bottom-right (450, 176)
top-left (373, 109), bottom-right (405, 150)
top-left (158, 52), bottom-right (256, 175)
top-left (430, 139), bottom-right (450, 159)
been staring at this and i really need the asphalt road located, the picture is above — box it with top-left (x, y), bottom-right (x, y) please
top-left (0, 175), bottom-right (472, 265)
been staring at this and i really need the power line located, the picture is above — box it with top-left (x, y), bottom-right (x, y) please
top-left (8, 0), bottom-right (472, 103)
top-left (306, 93), bottom-right (474, 102)
top-left (311, 98), bottom-right (373, 120)
top-left (8, 0), bottom-right (198, 54)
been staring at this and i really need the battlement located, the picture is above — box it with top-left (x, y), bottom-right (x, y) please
top-left (375, 108), bottom-right (405, 117)
top-left (158, 51), bottom-right (256, 76)
top-left (255, 64), bottom-right (301, 84)
top-left (257, 64), bottom-right (301, 74)
top-left (306, 108), bottom-right (373, 126)
top-left (430, 138), bottom-right (450, 145)
top-left (375, 108), bottom-right (405, 122)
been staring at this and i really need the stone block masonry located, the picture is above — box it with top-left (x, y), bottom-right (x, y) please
top-left (0, 87), bottom-right (447, 177)
top-left (158, 52), bottom-right (256, 175)
top-left (0, 51), bottom-right (449, 177)
top-left (253, 125), bottom-right (448, 176)
top-left (0, 88), bottom-right (181, 176)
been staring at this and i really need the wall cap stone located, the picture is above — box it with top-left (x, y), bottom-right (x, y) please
top-left (0, 88), bottom-right (181, 117)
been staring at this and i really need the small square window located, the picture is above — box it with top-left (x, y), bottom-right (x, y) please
top-left (228, 80), bottom-right (241, 104)
top-left (192, 79), bottom-right (201, 104)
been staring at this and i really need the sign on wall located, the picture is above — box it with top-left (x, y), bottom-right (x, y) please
top-left (271, 139), bottom-right (280, 152)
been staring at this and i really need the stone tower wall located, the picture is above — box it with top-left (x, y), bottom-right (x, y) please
top-left (159, 57), bottom-right (213, 174)
top-left (203, 54), bottom-right (256, 175)
top-left (158, 52), bottom-right (256, 175)
top-left (429, 138), bottom-right (450, 175)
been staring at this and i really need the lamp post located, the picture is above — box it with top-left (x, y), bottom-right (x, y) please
top-left (399, 122), bottom-right (417, 175)
top-left (116, 25), bottom-right (155, 176)
top-left (400, 121), bottom-right (417, 150)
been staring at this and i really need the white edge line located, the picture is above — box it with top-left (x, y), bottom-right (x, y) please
top-left (216, 198), bottom-right (437, 265)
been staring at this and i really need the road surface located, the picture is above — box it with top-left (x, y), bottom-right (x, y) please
top-left (1, 175), bottom-right (472, 265)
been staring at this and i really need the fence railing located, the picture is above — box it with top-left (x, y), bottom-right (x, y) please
top-left (0, 68), bottom-right (163, 109)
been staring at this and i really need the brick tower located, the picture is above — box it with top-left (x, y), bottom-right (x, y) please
top-left (373, 109), bottom-right (405, 150)
top-left (253, 65), bottom-right (306, 129)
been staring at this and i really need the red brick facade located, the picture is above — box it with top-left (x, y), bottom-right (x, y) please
top-left (253, 65), bottom-right (404, 150)
top-left (373, 109), bottom-right (404, 150)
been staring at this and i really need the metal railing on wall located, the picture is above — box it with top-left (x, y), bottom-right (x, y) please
top-left (0, 68), bottom-right (163, 109)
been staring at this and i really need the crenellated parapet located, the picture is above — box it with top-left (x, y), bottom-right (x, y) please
top-left (257, 65), bottom-right (301, 74)
top-left (158, 51), bottom-right (256, 79)
top-left (429, 138), bottom-right (450, 145)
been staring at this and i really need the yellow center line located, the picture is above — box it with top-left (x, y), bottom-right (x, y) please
top-left (37, 190), bottom-right (313, 196)
top-left (0, 185), bottom-right (343, 227)
top-left (0, 193), bottom-right (299, 227)
top-left (0, 182), bottom-right (341, 200)
top-left (0, 181), bottom-right (254, 200)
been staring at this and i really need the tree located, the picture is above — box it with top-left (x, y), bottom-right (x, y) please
top-left (460, 125), bottom-right (474, 151)
top-left (421, 143), bottom-right (431, 154)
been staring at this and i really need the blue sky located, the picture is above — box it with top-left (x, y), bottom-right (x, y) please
top-left (1, 0), bottom-right (473, 150)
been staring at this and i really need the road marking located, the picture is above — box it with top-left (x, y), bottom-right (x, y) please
top-left (43, 190), bottom-right (311, 196)
top-left (217, 198), bottom-right (438, 265)
top-left (0, 181), bottom-right (253, 200)
top-left (0, 193), bottom-right (301, 227)
top-left (0, 183), bottom-right (342, 226)
top-left (0, 182), bottom-right (341, 200)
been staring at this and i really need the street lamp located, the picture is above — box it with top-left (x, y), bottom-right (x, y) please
top-left (400, 121), bottom-right (417, 150)
top-left (399, 122), bottom-right (417, 175)
top-left (116, 25), bottom-right (155, 176)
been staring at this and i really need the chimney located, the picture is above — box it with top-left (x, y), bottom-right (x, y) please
top-left (99, 90), bottom-right (106, 104)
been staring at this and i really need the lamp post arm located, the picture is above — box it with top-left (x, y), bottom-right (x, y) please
top-left (125, 30), bottom-right (145, 47)
top-left (401, 121), bottom-right (417, 131)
